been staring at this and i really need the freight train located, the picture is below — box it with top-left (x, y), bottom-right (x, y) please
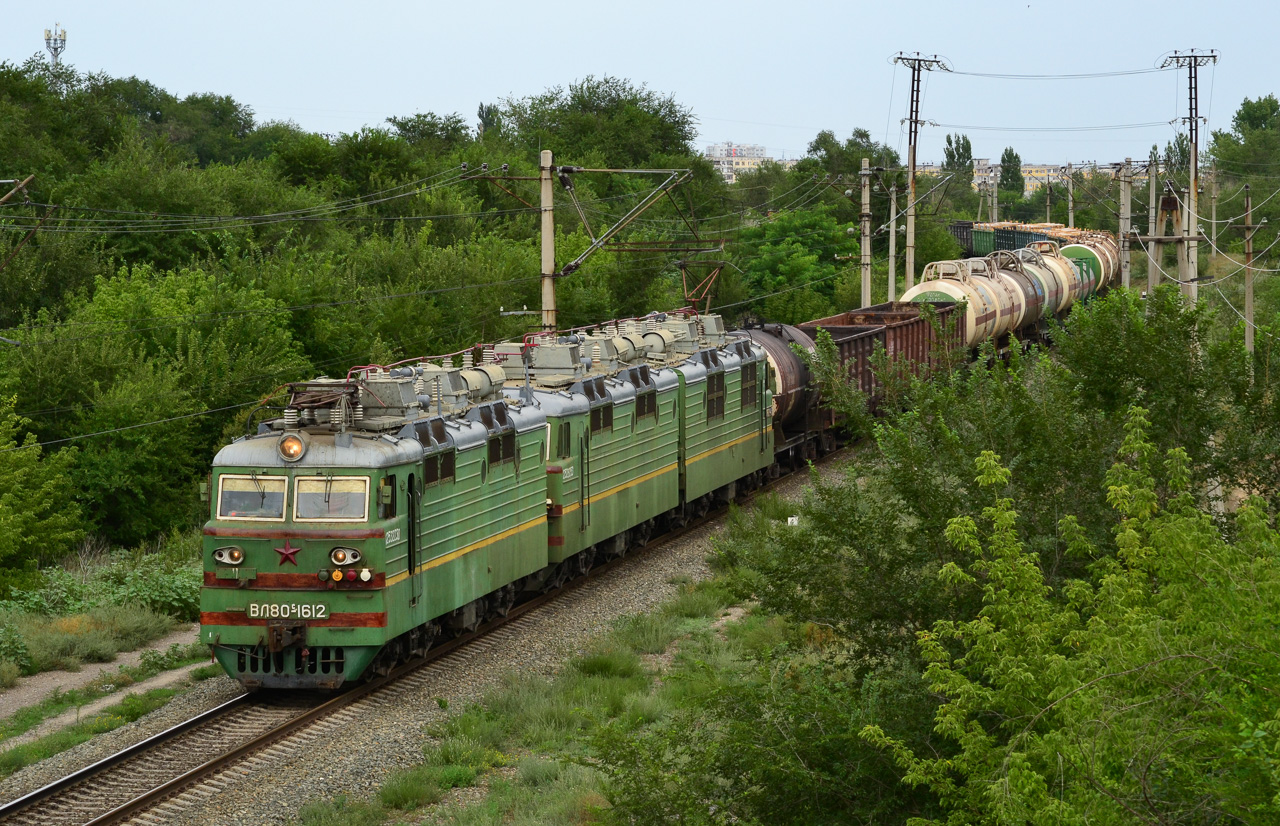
top-left (199, 228), bottom-right (1117, 689)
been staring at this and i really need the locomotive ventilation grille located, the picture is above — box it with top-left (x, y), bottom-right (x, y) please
top-left (236, 645), bottom-right (346, 676)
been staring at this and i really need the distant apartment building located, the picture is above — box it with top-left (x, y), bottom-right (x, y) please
top-left (705, 142), bottom-right (794, 184)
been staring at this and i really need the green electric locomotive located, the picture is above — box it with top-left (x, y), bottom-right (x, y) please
top-left (199, 312), bottom-right (773, 688)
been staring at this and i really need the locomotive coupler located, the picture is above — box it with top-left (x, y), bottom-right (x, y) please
top-left (266, 619), bottom-right (308, 652)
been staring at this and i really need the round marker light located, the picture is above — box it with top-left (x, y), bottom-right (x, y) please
top-left (359, 568), bottom-right (372, 582)
top-left (331, 569), bottom-right (343, 582)
top-left (318, 569), bottom-right (329, 581)
top-left (345, 569), bottom-right (357, 581)
top-left (278, 434), bottom-right (306, 462)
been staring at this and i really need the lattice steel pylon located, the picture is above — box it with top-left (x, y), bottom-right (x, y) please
top-left (1160, 48), bottom-right (1218, 298)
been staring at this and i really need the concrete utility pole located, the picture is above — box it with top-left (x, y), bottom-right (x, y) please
top-left (893, 52), bottom-right (951, 291)
top-left (1066, 163), bottom-right (1075, 228)
top-left (1210, 163), bottom-right (1218, 259)
top-left (1045, 175), bottom-right (1052, 223)
top-left (1119, 158), bottom-right (1132, 289)
top-left (539, 149), bottom-right (556, 332)
top-left (888, 184), bottom-right (898, 301)
top-left (991, 182), bottom-right (998, 223)
top-left (1162, 48), bottom-right (1218, 298)
top-left (1147, 152), bottom-right (1159, 297)
top-left (860, 159), bottom-right (872, 307)
top-left (1245, 184), bottom-right (1255, 353)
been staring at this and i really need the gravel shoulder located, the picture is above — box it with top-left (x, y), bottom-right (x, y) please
top-left (0, 623), bottom-right (201, 715)
top-left (0, 458), bottom-right (844, 823)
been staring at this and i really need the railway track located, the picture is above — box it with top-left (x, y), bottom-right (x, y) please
top-left (0, 455), bottom-right (836, 826)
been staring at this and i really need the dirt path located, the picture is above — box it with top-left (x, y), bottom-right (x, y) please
top-left (3, 658), bottom-right (218, 749)
top-left (0, 624), bottom-right (201, 715)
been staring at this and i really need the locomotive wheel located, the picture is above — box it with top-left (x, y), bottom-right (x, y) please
top-left (491, 584), bottom-right (517, 618)
top-left (572, 547), bottom-right (596, 577)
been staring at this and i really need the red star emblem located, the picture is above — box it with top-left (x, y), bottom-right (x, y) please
top-left (274, 540), bottom-right (301, 566)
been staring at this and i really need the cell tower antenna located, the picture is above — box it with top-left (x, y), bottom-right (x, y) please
top-left (44, 23), bottom-right (67, 66)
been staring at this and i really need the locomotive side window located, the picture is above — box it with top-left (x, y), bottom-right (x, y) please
top-left (424, 455), bottom-right (440, 486)
top-left (590, 404), bottom-right (613, 436)
top-left (636, 391), bottom-right (656, 421)
top-left (217, 474), bottom-right (287, 521)
top-left (706, 373), bottom-right (726, 421)
top-left (440, 451), bottom-right (456, 481)
top-left (294, 476), bottom-right (369, 522)
top-left (741, 364), bottom-right (758, 410)
top-left (378, 475), bottom-right (396, 520)
top-left (488, 433), bottom-right (517, 466)
top-left (557, 422), bottom-right (572, 458)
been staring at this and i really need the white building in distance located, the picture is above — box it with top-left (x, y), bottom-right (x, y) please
top-left (705, 142), bottom-right (794, 184)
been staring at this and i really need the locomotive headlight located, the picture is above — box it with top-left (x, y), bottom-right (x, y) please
top-left (330, 547), bottom-right (361, 566)
top-left (213, 546), bottom-right (244, 565)
top-left (278, 434), bottom-right (306, 462)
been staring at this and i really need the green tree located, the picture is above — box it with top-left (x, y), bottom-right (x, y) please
top-left (865, 414), bottom-right (1280, 823)
top-left (734, 208), bottom-right (857, 324)
top-left (942, 133), bottom-right (974, 190)
top-left (386, 111), bottom-right (471, 152)
top-left (998, 146), bottom-right (1023, 195)
top-left (1164, 131), bottom-right (1191, 175)
top-left (0, 397), bottom-right (82, 570)
top-left (802, 127), bottom-right (900, 177)
top-left (500, 75), bottom-right (696, 168)
top-left (475, 102), bottom-right (502, 138)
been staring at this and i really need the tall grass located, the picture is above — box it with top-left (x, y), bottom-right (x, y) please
top-left (1, 606), bottom-right (176, 674)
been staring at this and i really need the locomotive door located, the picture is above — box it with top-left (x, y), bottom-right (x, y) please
top-left (579, 432), bottom-right (591, 530)
top-left (407, 473), bottom-right (423, 606)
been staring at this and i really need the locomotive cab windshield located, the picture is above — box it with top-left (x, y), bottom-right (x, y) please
top-left (294, 476), bottom-right (370, 521)
top-left (217, 474), bottom-right (287, 521)
top-left (214, 472), bottom-right (372, 523)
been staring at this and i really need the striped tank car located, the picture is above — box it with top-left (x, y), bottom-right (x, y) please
top-left (199, 311), bottom-right (774, 689)
top-left (902, 234), bottom-right (1118, 346)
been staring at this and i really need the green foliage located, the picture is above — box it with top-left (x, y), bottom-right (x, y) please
top-left (865, 417), bottom-right (1280, 823)
top-left (296, 796), bottom-right (387, 826)
top-left (501, 75), bottom-right (696, 170)
top-left (0, 396), bottom-right (82, 571)
top-left (943, 133), bottom-right (974, 189)
top-left (0, 623), bottom-right (31, 674)
top-left (734, 208), bottom-right (857, 324)
top-left (803, 127), bottom-right (900, 176)
top-left (998, 145), bottom-right (1024, 195)
top-left (0, 660), bottom-right (18, 689)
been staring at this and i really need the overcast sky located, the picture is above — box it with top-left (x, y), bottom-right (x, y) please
top-left (4, 1), bottom-right (1272, 167)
